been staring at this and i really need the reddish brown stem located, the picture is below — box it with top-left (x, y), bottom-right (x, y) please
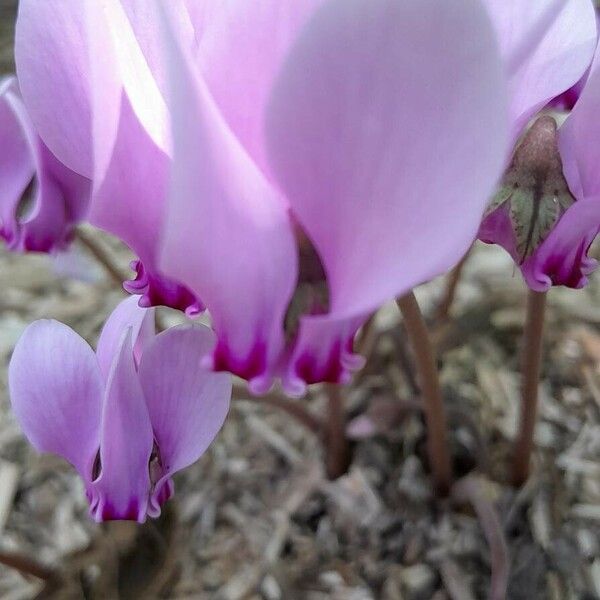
top-left (453, 476), bottom-right (509, 600)
top-left (76, 228), bottom-right (127, 288)
top-left (232, 383), bottom-right (322, 435)
top-left (0, 549), bottom-right (55, 581)
top-left (397, 292), bottom-right (452, 495)
top-left (512, 290), bottom-right (547, 486)
top-left (325, 384), bottom-right (351, 480)
top-left (436, 248), bottom-right (471, 321)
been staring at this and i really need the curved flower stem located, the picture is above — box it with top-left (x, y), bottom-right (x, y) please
top-left (452, 475), bottom-right (509, 600)
top-left (512, 290), bottom-right (547, 486)
top-left (436, 248), bottom-right (472, 321)
top-left (397, 292), bottom-right (452, 495)
top-left (76, 228), bottom-right (127, 288)
top-left (232, 383), bottom-right (322, 435)
top-left (325, 384), bottom-right (351, 480)
top-left (0, 549), bottom-right (55, 581)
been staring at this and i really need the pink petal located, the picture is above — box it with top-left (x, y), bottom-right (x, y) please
top-left (0, 78), bottom-right (90, 253)
top-left (15, 0), bottom-right (92, 176)
top-left (123, 259), bottom-right (203, 315)
top-left (8, 320), bottom-right (103, 480)
top-left (266, 0), bottom-right (508, 322)
top-left (520, 197), bottom-right (600, 290)
top-left (96, 296), bottom-right (155, 380)
top-left (89, 329), bottom-right (153, 522)
top-left (138, 325), bottom-right (231, 516)
top-left (482, 0), bottom-right (597, 141)
top-left (85, 0), bottom-right (170, 162)
top-left (559, 51), bottom-right (600, 201)
top-left (285, 313), bottom-right (367, 397)
top-left (197, 0), bottom-right (324, 178)
top-left (158, 4), bottom-right (297, 391)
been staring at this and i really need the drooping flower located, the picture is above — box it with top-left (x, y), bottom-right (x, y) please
top-left (9, 296), bottom-right (231, 522)
top-left (14, 0), bottom-right (511, 394)
top-left (14, 0), bottom-right (201, 313)
top-left (479, 46), bottom-right (600, 291)
top-left (157, 0), bottom-right (511, 394)
top-left (0, 76), bottom-right (90, 252)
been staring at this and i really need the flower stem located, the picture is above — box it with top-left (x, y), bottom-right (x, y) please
top-left (436, 248), bottom-right (471, 321)
top-left (512, 290), bottom-right (547, 486)
top-left (232, 383), bottom-right (322, 435)
top-left (76, 228), bottom-right (127, 288)
top-left (397, 292), bottom-right (452, 495)
top-left (325, 384), bottom-right (351, 479)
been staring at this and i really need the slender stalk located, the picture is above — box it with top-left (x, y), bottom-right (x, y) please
top-left (76, 228), bottom-right (127, 287)
top-left (324, 384), bottom-right (351, 479)
top-left (397, 292), bottom-right (452, 494)
top-left (232, 383), bottom-right (322, 435)
top-left (512, 290), bottom-right (547, 486)
top-left (453, 476), bottom-right (509, 600)
top-left (436, 248), bottom-right (472, 321)
top-left (0, 549), bottom-right (55, 581)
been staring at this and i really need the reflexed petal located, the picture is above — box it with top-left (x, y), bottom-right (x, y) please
top-left (15, 0), bottom-right (92, 176)
top-left (96, 296), bottom-right (155, 379)
top-left (89, 97), bottom-right (169, 269)
top-left (85, 0), bottom-right (170, 161)
top-left (8, 320), bottom-right (103, 479)
top-left (139, 325), bottom-right (231, 515)
top-left (197, 0), bottom-right (323, 177)
top-left (520, 198), bottom-right (600, 290)
top-left (482, 0), bottom-right (597, 141)
top-left (158, 4), bottom-right (298, 391)
top-left (89, 329), bottom-right (153, 522)
top-left (559, 52), bottom-right (600, 200)
top-left (266, 0), bottom-right (508, 321)
top-left (120, 0), bottom-right (195, 102)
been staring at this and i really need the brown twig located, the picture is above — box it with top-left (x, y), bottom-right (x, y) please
top-left (397, 292), bottom-right (452, 495)
top-left (453, 476), bottom-right (510, 600)
top-left (512, 290), bottom-right (547, 486)
top-left (232, 383), bottom-right (322, 435)
top-left (0, 549), bottom-right (56, 581)
top-left (76, 228), bottom-right (128, 288)
top-left (324, 384), bottom-right (351, 480)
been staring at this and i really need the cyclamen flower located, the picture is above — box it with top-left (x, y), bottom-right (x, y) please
top-left (9, 297), bottom-right (231, 522)
top-left (479, 50), bottom-right (600, 291)
top-left (14, 0), bottom-right (511, 394)
top-left (0, 76), bottom-right (90, 252)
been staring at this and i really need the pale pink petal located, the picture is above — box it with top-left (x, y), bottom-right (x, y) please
top-left (85, 0), bottom-right (170, 165)
top-left (15, 0), bottom-right (92, 176)
top-left (266, 0), bottom-right (508, 322)
top-left (559, 51), bottom-right (600, 200)
top-left (89, 329), bottom-right (153, 522)
top-left (96, 296), bottom-right (155, 380)
top-left (8, 320), bottom-right (103, 479)
top-left (197, 0), bottom-right (324, 177)
top-left (482, 0), bottom-right (597, 141)
top-left (158, 4), bottom-right (297, 391)
top-left (139, 325), bottom-right (231, 516)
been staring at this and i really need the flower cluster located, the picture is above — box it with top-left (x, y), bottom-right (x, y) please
top-left (3, 0), bottom-right (600, 519)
